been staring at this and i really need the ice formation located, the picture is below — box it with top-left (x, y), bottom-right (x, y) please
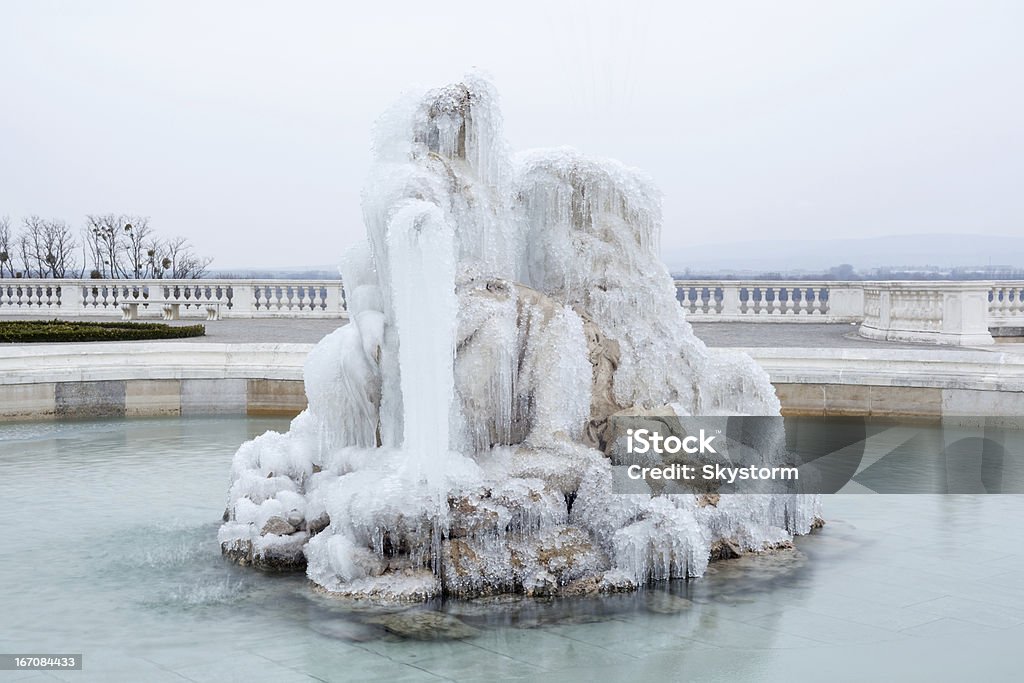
top-left (219, 75), bottom-right (821, 600)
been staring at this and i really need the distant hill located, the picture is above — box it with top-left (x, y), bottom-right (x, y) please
top-left (212, 233), bottom-right (1024, 279)
top-left (662, 233), bottom-right (1024, 274)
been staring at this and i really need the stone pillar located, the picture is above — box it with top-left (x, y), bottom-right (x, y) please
top-left (878, 289), bottom-right (891, 330)
top-left (940, 285), bottom-right (995, 345)
top-left (61, 280), bottom-right (85, 316)
top-left (229, 281), bottom-right (256, 318)
top-left (720, 285), bottom-right (740, 316)
top-left (828, 285), bottom-right (864, 322)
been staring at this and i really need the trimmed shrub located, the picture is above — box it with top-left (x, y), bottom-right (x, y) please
top-left (0, 319), bottom-right (205, 343)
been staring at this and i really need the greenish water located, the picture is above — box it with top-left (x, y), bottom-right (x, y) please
top-left (1, 416), bottom-right (1022, 682)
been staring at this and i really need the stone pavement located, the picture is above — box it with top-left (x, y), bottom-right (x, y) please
top-left (2, 315), bottom-right (1020, 352)
top-left (691, 322), bottom-right (938, 349)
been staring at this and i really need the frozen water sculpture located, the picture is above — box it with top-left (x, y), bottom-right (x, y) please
top-left (219, 75), bottom-right (822, 600)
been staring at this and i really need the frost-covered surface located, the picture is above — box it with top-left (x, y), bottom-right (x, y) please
top-left (220, 74), bottom-right (821, 599)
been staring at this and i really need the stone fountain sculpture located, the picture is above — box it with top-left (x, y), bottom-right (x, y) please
top-left (219, 75), bottom-right (821, 600)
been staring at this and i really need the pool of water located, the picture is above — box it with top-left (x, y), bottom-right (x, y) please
top-left (1, 417), bottom-right (1022, 682)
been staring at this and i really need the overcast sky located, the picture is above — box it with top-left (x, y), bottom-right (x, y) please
top-left (1, 0), bottom-right (1021, 269)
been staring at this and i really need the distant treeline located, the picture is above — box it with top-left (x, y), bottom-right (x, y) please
top-left (673, 263), bottom-right (1024, 281)
top-left (0, 214), bottom-right (211, 279)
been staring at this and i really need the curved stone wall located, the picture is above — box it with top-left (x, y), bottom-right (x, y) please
top-left (1, 342), bottom-right (1022, 422)
top-left (0, 343), bottom-right (308, 421)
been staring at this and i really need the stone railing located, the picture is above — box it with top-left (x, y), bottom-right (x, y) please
top-left (674, 281), bottom-right (864, 323)
top-left (676, 280), bottom-right (1023, 345)
top-left (989, 282), bottom-right (1024, 329)
top-left (858, 282), bottom-right (995, 345)
top-left (1, 278), bottom-right (1020, 345)
top-left (0, 279), bottom-right (347, 319)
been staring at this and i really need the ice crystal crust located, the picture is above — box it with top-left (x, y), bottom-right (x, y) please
top-left (219, 75), bottom-right (821, 599)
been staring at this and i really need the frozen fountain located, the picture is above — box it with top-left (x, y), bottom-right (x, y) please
top-left (219, 75), bottom-right (821, 600)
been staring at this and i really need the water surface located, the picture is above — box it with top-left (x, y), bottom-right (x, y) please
top-left (1, 417), bottom-right (1022, 681)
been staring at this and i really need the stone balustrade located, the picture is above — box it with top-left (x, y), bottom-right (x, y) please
top-left (676, 280), bottom-right (1022, 345)
top-left (674, 281), bottom-right (864, 322)
top-left (989, 282), bottom-right (1024, 329)
top-left (0, 279), bottom-right (347, 319)
top-left (859, 282), bottom-right (996, 345)
top-left (1, 278), bottom-right (1021, 345)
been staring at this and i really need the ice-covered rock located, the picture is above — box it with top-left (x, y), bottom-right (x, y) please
top-left (219, 73), bottom-right (821, 597)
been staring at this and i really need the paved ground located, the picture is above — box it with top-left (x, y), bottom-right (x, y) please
top-left (693, 322), bottom-right (1023, 354)
top-left (159, 317), bottom-right (345, 343)
top-left (2, 315), bottom-right (1020, 351)
top-left (689, 322), bottom-right (962, 350)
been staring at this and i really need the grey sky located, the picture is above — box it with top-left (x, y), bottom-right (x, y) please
top-left (1, 0), bottom-right (1021, 269)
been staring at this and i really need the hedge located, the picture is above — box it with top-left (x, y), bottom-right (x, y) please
top-left (0, 319), bottom-right (206, 343)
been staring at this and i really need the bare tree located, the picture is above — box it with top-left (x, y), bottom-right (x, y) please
top-left (84, 214), bottom-right (127, 278)
top-left (159, 236), bottom-right (213, 279)
top-left (18, 216), bottom-right (79, 278)
top-left (82, 214), bottom-right (211, 279)
top-left (122, 217), bottom-right (160, 278)
top-left (0, 216), bottom-right (15, 277)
